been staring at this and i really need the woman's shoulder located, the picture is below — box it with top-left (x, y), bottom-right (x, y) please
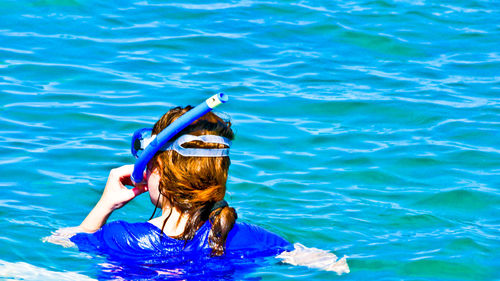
top-left (70, 220), bottom-right (163, 254)
top-left (225, 221), bottom-right (292, 256)
top-left (95, 220), bottom-right (158, 239)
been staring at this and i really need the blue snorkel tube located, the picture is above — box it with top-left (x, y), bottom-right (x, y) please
top-left (131, 93), bottom-right (229, 183)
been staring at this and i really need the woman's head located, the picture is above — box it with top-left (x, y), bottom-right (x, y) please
top-left (148, 106), bottom-right (237, 256)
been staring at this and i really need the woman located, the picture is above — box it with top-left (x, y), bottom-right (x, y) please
top-left (72, 106), bottom-right (291, 259)
top-left (46, 105), bottom-right (349, 275)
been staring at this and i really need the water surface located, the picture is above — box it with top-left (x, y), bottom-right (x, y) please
top-left (0, 0), bottom-right (499, 280)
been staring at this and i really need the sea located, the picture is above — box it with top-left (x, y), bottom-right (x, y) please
top-left (0, 0), bottom-right (499, 280)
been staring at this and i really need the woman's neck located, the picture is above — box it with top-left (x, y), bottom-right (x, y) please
top-left (148, 206), bottom-right (190, 237)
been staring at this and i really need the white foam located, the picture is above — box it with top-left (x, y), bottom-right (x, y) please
top-left (0, 260), bottom-right (95, 281)
top-left (42, 226), bottom-right (79, 248)
top-left (276, 243), bottom-right (350, 275)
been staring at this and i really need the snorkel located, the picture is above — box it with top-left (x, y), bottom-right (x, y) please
top-left (131, 93), bottom-right (228, 183)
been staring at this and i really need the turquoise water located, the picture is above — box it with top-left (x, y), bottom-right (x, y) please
top-left (1, 0), bottom-right (499, 280)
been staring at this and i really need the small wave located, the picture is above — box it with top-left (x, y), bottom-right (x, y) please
top-left (134, 1), bottom-right (253, 10)
top-left (0, 156), bottom-right (31, 165)
top-left (0, 199), bottom-right (55, 213)
top-left (1, 30), bottom-right (246, 43)
top-left (0, 47), bottom-right (33, 54)
top-left (0, 117), bottom-right (52, 129)
top-left (0, 260), bottom-right (95, 281)
top-left (4, 60), bottom-right (165, 87)
top-left (413, 189), bottom-right (500, 212)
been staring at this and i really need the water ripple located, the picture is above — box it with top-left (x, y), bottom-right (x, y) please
top-left (1, 30), bottom-right (246, 43)
top-left (0, 0), bottom-right (498, 280)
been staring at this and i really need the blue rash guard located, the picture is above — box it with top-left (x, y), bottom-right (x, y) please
top-left (71, 220), bottom-right (292, 260)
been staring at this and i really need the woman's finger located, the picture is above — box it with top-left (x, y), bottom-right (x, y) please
top-left (120, 175), bottom-right (134, 187)
top-left (131, 184), bottom-right (148, 196)
top-left (109, 165), bottom-right (134, 182)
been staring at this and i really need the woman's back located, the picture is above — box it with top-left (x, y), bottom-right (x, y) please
top-left (71, 220), bottom-right (292, 259)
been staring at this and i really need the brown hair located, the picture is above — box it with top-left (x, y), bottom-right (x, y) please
top-left (150, 106), bottom-right (237, 256)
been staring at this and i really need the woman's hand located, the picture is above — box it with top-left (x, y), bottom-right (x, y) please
top-left (78, 165), bottom-right (148, 233)
top-left (99, 165), bottom-right (148, 211)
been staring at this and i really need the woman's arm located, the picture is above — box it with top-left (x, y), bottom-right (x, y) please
top-left (43, 165), bottom-right (148, 246)
top-left (78, 199), bottom-right (115, 233)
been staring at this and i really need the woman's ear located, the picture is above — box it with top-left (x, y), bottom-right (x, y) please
top-left (151, 167), bottom-right (160, 176)
top-left (147, 158), bottom-right (162, 175)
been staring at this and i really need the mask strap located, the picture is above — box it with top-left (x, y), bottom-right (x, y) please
top-left (149, 192), bottom-right (161, 220)
top-left (161, 135), bottom-right (231, 157)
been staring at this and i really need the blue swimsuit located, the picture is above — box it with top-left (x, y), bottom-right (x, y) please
top-left (71, 220), bottom-right (292, 260)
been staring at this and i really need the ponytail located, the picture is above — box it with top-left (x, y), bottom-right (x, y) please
top-left (208, 200), bottom-right (237, 256)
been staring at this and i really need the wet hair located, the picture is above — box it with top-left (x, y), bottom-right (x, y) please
top-left (150, 106), bottom-right (237, 256)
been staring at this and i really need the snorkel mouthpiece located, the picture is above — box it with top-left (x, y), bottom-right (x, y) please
top-left (131, 93), bottom-right (228, 183)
